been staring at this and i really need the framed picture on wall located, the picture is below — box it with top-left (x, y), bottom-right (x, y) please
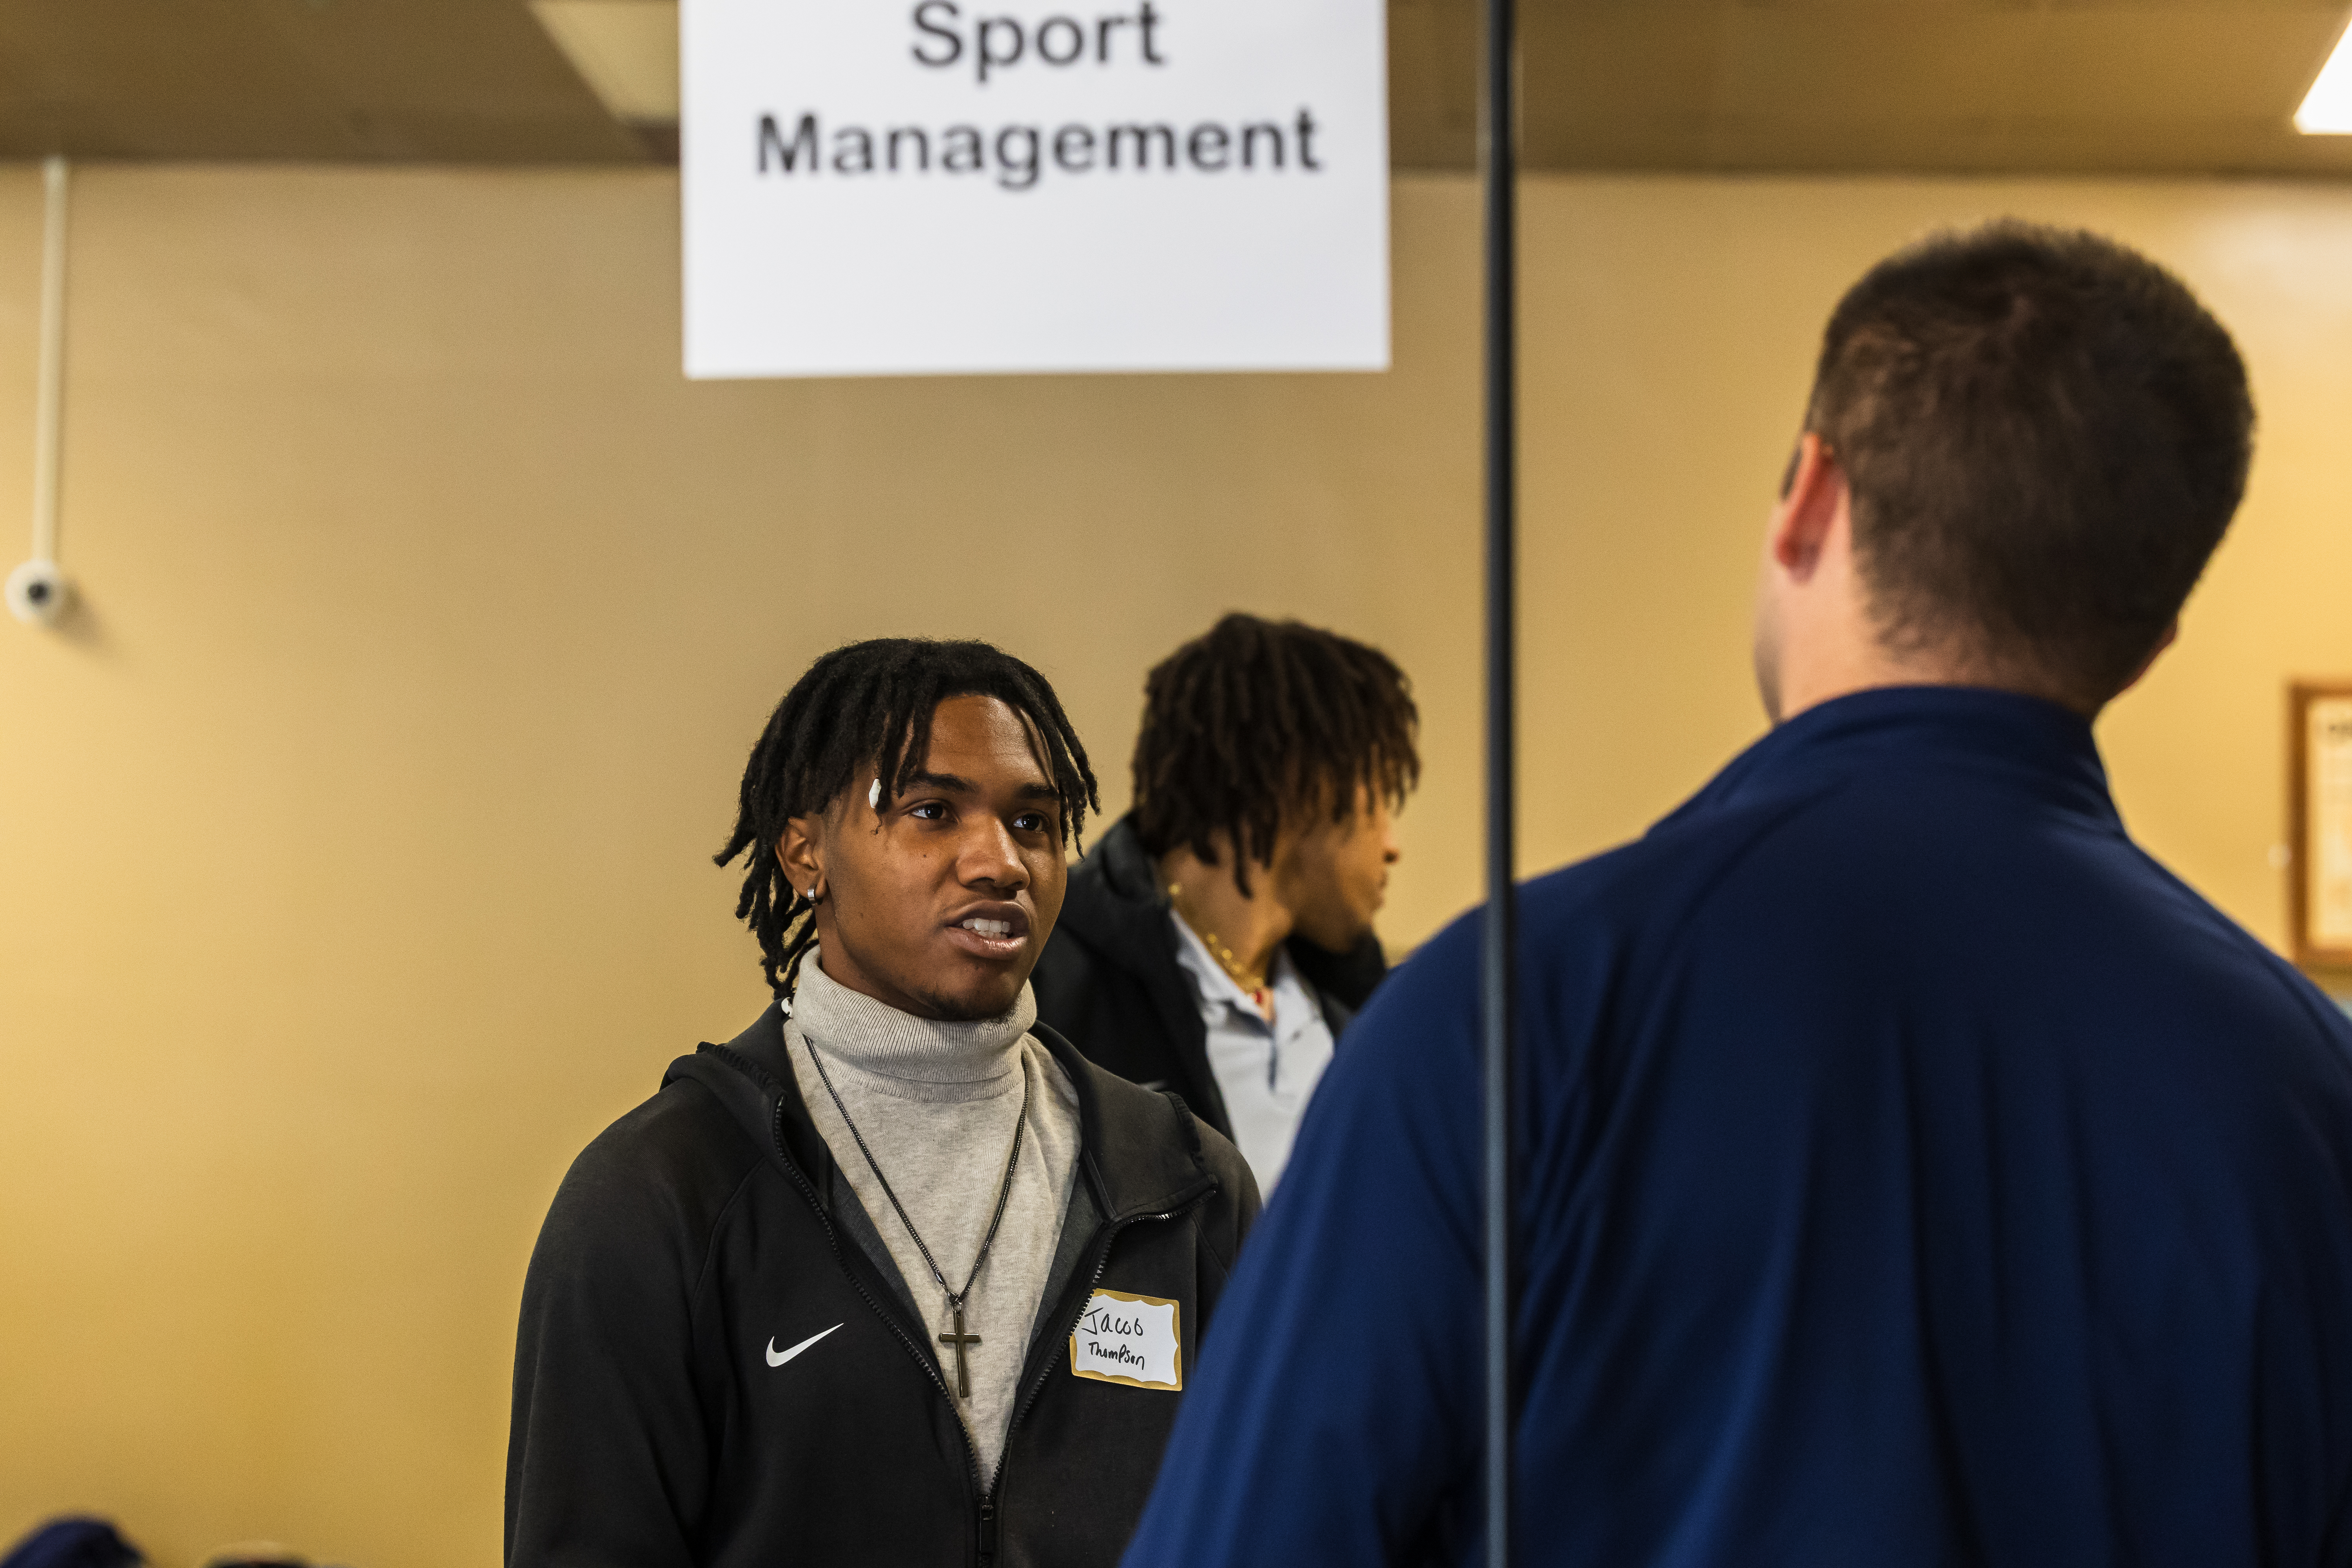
top-left (2290, 681), bottom-right (2352, 968)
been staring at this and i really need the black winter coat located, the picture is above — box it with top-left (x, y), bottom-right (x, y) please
top-left (1030, 816), bottom-right (1386, 1139)
top-left (505, 1002), bottom-right (1259, 1568)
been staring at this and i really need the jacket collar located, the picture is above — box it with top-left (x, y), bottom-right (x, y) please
top-left (1657, 685), bottom-right (2122, 836)
top-left (666, 998), bottom-right (1219, 1224)
top-left (1056, 815), bottom-right (1366, 1109)
top-left (1060, 816), bottom-right (1183, 978)
top-left (1056, 818), bottom-right (1232, 1130)
top-left (1034, 1020), bottom-right (1221, 1221)
top-left (1066, 813), bottom-right (1361, 1010)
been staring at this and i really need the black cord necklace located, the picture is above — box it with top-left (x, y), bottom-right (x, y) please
top-left (802, 1032), bottom-right (1032, 1401)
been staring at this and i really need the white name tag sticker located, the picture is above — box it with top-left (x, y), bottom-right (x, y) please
top-left (1069, 1289), bottom-right (1183, 1390)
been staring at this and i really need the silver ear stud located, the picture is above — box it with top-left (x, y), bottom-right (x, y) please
top-left (869, 778), bottom-right (882, 811)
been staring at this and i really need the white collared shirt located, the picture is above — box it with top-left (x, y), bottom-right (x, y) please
top-left (1167, 912), bottom-right (1336, 1193)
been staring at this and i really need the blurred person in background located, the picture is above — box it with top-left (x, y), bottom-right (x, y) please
top-left (1033, 613), bottom-right (1418, 1193)
top-left (1122, 223), bottom-right (2352, 1566)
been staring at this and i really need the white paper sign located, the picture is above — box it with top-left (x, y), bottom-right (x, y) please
top-left (1070, 1289), bottom-right (1183, 1389)
top-left (681, 0), bottom-right (1389, 377)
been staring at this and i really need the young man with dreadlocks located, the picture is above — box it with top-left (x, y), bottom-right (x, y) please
top-left (1032, 613), bottom-right (1419, 1192)
top-left (505, 638), bottom-right (1259, 1568)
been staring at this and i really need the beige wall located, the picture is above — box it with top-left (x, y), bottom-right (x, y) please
top-left (1, 164), bottom-right (2347, 1564)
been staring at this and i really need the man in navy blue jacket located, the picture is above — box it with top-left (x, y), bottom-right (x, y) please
top-left (1123, 222), bottom-right (2352, 1566)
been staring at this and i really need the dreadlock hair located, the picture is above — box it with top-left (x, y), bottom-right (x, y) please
top-left (1130, 613), bottom-right (1419, 896)
top-left (715, 638), bottom-right (1100, 998)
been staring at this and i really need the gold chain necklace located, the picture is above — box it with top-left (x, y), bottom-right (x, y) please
top-left (1166, 882), bottom-right (1270, 997)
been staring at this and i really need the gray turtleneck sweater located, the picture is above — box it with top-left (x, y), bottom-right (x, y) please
top-left (785, 956), bottom-right (1082, 1483)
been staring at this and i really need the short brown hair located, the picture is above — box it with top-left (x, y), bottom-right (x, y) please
top-left (1131, 614), bottom-right (1418, 891)
top-left (1808, 221), bottom-right (2254, 704)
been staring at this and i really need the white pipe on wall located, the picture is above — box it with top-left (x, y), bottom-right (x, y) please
top-left (32, 155), bottom-right (67, 564)
top-left (7, 155), bottom-right (73, 627)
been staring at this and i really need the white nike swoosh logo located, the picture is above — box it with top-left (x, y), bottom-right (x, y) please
top-left (766, 1323), bottom-right (843, 1368)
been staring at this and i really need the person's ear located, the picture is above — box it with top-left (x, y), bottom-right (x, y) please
top-left (1768, 433), bottom-right (1847, 583)
top-left (778, 817), bottom-right (826, 904)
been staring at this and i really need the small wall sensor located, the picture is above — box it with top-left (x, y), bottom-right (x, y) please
top-left (5, 559), bottom-right (71, 627)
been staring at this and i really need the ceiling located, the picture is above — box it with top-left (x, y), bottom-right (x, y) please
top-left (0, 0), bottom-right (650, 162)
top-left (1, 0), bottom-right (2348, 176)
top-left (1440, 0), bottom-right (2352, 176)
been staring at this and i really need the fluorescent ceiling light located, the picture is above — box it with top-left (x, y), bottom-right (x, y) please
top-left (533, 0), bottom-right (680, 124)
top-left (2295, 15), bottom-right (2352, 133)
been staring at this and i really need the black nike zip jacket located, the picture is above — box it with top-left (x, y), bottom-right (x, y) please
top-left (505, 1001), bottom-right (1259, 1568)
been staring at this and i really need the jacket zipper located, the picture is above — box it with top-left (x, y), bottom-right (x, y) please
top-left (775, 1079), bottom-right (1214, 1568)
top-left (980, 1191), bottom-right (1213, 1556)
top-left (768, 1101), bottom-right (990, 1527)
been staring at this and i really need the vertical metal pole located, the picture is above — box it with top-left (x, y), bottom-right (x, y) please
top-left (1479, 0), bottom-right (1517, 1558)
